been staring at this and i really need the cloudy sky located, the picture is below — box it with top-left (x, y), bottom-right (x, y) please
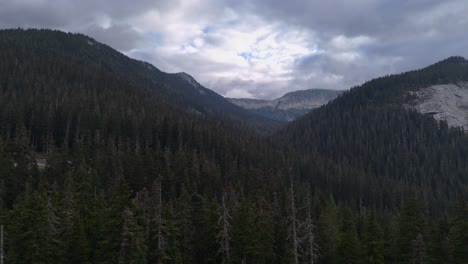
top-left (1, 0), bottom-right (468, 99)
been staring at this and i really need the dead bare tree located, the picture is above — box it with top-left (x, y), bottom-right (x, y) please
top-left (218, 193), bottom-right (231, 264)
top-left (302, 195), bottom-right (319, 264)
top-left (1, 225), bottom-right (4, 264)
top-left (152, 179), bottom-right (166, 264)
top-left (289, 169), bottom-right (300, 264)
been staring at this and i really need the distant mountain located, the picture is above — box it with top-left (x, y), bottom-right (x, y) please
top-left (228, 89), bottom-right (343, 121)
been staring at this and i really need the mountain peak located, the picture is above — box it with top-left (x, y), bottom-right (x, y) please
top-left (176, 72), bottom-right (201, 88)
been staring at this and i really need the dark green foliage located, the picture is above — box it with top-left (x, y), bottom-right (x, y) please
top-left (448, 195), bottom-right (468, 264)
top-left (337, 207), bottom-right (361, 264)
top-left (6, 190), bottom-right (62, 263)
top-left (0, 29), bottom-right (466, 264)
top-left (398, 194), bottom-right (426, 262)
top-left (277, 57), bottom-right (468, 211)
top-left (426, 217), bottom-right (450, 264)
top-left (231, 199), bottom-right (260, 263)
top-left (190, 194), bottom-right (218, 264)
top-left (318, 195), bottom-right (340, 264)
top-left (118, 207), bottom-right (147, 264)
top-left (363, 212), bottom-right (385, 264)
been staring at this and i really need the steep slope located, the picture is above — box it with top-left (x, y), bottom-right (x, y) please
top-left (0, 28), bottom-right (295, 208)
top-left (0, 29), bottom-right (278, 131)
top-left (406, 82), bottom-right (468, 130)
top-left (229, 89), bottom-right (343, 121)
top-left (277, 57), bottom-right (468, 209)
top-left (0, 28), bottom-right (296, 263)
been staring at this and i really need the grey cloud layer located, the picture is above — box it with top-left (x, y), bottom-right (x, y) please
top-left (0, 0), bottom-right (467, 99)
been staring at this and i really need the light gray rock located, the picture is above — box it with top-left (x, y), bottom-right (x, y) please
top-left (407, 82), bottom-right (468, 130)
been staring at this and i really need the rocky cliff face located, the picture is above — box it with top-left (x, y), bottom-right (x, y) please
top-left (228, 89), bottom-right (343, 121)
top-left (407, 82), bottom-right (468, 130)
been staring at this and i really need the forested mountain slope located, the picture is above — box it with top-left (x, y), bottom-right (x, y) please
top-left (277, 57), bottom-right (468, 211)
top-left (0, 29), bottom-right (466, 264)
top-left (0, 29), bottom-right (278, 132)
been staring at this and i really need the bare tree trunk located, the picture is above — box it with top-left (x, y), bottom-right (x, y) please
top-left (1, 225), bottom-right (4, 264)
top-left (218, 193), bottom-right (231, 264)
top-left (155, 177), bottom-right (165, 264)
top-left (6, 124), bottom-right (10, 142)
top-left (290, 170), bottom-right (299, 264)
top-left (28, 111), bottom-right (33, 146)
top-left (64, 117), bottom-right (71, 148)
top-left (157, 179), bottom-right (163, 264)
top-left (75, 114), bottom-right (81, 143)
top-left (305, 196), bottom-right (318, 264)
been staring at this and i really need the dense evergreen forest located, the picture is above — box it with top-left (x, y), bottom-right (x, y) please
top-left (277, 57), bottom-right (468, 211)
top-left (0, 29), bottom-right (466, 264)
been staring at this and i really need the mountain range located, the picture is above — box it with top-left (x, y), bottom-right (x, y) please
top-left (228, 89), bottom-right (343, 121)
top-left (0, 29), bottom-right (466, 264)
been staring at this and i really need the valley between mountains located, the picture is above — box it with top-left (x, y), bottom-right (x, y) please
top-left (0, 29), bottom-right (466, 264)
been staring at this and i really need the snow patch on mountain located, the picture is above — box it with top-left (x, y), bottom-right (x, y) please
top-left (407, 83), bottom-right (468, 130)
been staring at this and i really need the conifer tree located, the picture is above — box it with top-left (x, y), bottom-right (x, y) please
top-left (448, 195), bottom-right (467, 264)
top-left (399, 194), bottom-right (425, 263)
top-left (148, 179), bottom-right (167, 264)
top-left (163, 201), bottom-right (183, 264)
top-left (118, 207), bottom-right (147, 264)
top-left (363, 212), bottom-right (385, 264)
top-left (410, 234), bottom-right (428, 264)
top-left (319, 194), bottom-right (340, 264)
top-left (231, 198), bottom-right (259, 264)
top-left (337, 207), bottom-right (360, 264)
top-left (426, 218), bottom-right (450, 264)
top-left (255, 195), bottom-right (275, 264)
top-left (175, 185), bottom-right (192, 264)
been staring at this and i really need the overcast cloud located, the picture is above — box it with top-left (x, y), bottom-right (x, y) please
top-left (1, 0), bottom-right (467, 99)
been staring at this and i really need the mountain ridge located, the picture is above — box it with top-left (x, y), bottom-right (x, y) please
top-left (228, 88), bottom-right (343, 121)
top-left (0, 29), bottom-right (466, 264)
top-left (0, 28), bottom-right (279, 131)
top-left (277, 56), bottom-right (468, 210)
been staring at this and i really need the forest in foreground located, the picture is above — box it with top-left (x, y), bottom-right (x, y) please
top-left (0, 29), bottom-right (466, 264)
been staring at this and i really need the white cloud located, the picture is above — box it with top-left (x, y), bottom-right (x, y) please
top-left (128, 6), bottom-right (318, 98)
top-left (225, 88), bottom-right (254, 98)
top-left (1, 0), bottom-right (468, 99)
top-left (330, 35), bottom-right (375, 50)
